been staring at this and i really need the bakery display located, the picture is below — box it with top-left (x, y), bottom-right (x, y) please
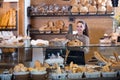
top-left (30, 3), bottom-right (70, 15)
top-left (0, 31), bottom-right (31, 47)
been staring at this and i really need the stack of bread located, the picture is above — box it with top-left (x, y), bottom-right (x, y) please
top-left (39, 20), bottom-right (68, 33)
top-left (66, 39), bottom-right (83, 46)
top-left (0, 8), bottom-right (16, 29)
top-left (14, 63), bottom-right (28, 73)
top-left (70, 0), bottom-right (113, 14)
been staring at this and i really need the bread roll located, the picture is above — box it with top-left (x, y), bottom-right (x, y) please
top-left (55, 20), bottom-right (64, 29)
top-left (34, 60), bottom-right (42, 68)
top-left (47, 21), bottom-right (54, 27)
top-left (7, 9), bottom-right (16, 29)
top-left (89, 5), bottom-right (97, 14)
top-left (80, 6), bottom-right (88, 14)
top-left (106, 5), bottom-right (113, 13)
top-left (106, 1), bottom-right (113, 13)
top-left (91, 0), bottom-right (97, 6)
top-left (71, 5), bottom-right (79, 14)
top-left (98, 6), bottom-right (106, 14)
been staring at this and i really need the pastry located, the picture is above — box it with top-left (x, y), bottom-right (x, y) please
top-left (55, 20), bottom-right (64, 27)
top-left (79, 6), bottom-right (88, 14)
top-left (98, 6), bottom-right (106, 14)
top-left (47, 21), bottom-right (54, 27)
top-left (51, 27), bottom-right (60, 33)
top-left (88, 5), bottom-right (97, 14)
top-left (106, 1), bottom-right (113, 13)
top-left (61, 26), bottom-right (68, 33)
top-left (34, 60), bottom-right (42, 68)
top-left (91, 0), bottom-right (97, 6)
top-left (71, 5), bottom-right (79, 14)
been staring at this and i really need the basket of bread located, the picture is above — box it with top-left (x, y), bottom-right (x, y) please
top-left (13, 63), bottom-right (29, 80)
top-left (84, 65), bottom-right (101, 78)
top-left (94, 51), bottom-right (120, 77)
top-left (101, 63), bottom-right (117, 77)
top-left (49, 63), bottom-right (67, 80)
top-left (65, 62), bottom-right (84, 79)
top-left (28, 60), bottom-right (48, 80)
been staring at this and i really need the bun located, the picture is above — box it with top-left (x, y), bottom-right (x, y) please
top-left (106, 1), bottom-right (113, 13)
top-left (14, 63), bottom-right (28, 72)
top-left (98, 6), bottom-right (106, 14)
top-left (88, 5), bottom-right (97, 14)
top-left (80, 6), bottom-right (88, 14)
top-left (71, 5), bottom-right (79, 14)
top-left (47, 21), bottom-right (54, 27)
top-left (34, 60), bottom-right (42, 68)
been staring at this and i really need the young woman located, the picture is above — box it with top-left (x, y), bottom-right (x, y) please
top-left (66, 20), bottom-right (90, 65)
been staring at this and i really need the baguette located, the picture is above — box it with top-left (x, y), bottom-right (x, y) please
top-left (0, 11), bottom-right (10, 28)
top-left (113, 52), bottom-right (120, 62)
top-left (94, 51), bottom-right (110, 64)
top-left (7, 9), bottom-right (16, 29)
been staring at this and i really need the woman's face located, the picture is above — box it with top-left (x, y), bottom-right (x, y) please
top-left (76, 22), bottom-right (85, 34)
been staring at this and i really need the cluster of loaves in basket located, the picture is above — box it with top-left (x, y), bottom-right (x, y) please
top-left (39, 20), bottom-right (68, 34)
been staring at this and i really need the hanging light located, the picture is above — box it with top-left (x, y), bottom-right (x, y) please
top-left (111, 0), bottom-right (119, 7)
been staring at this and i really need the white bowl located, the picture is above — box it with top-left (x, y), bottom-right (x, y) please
top-left (68, 72), bottom-right (83, 79)
top-left (30, 71), bottom-right (47, 75)
top-left (50, 73), bottom-right (67, 80)
top-left (102, 72), bottom-right (117, 77)
top-left (85, 72), bottom-right (101, 78)
top-left (13, 72), bottom-right (29, 75)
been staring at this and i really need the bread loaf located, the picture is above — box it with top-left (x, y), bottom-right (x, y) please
top-left (0, 11), bottom-right (10, 28)
top-left (0, 8), bottom-right (16, 29)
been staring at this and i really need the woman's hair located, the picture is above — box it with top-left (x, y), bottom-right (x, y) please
top-left (77, 20), bottom-right (89, 37)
